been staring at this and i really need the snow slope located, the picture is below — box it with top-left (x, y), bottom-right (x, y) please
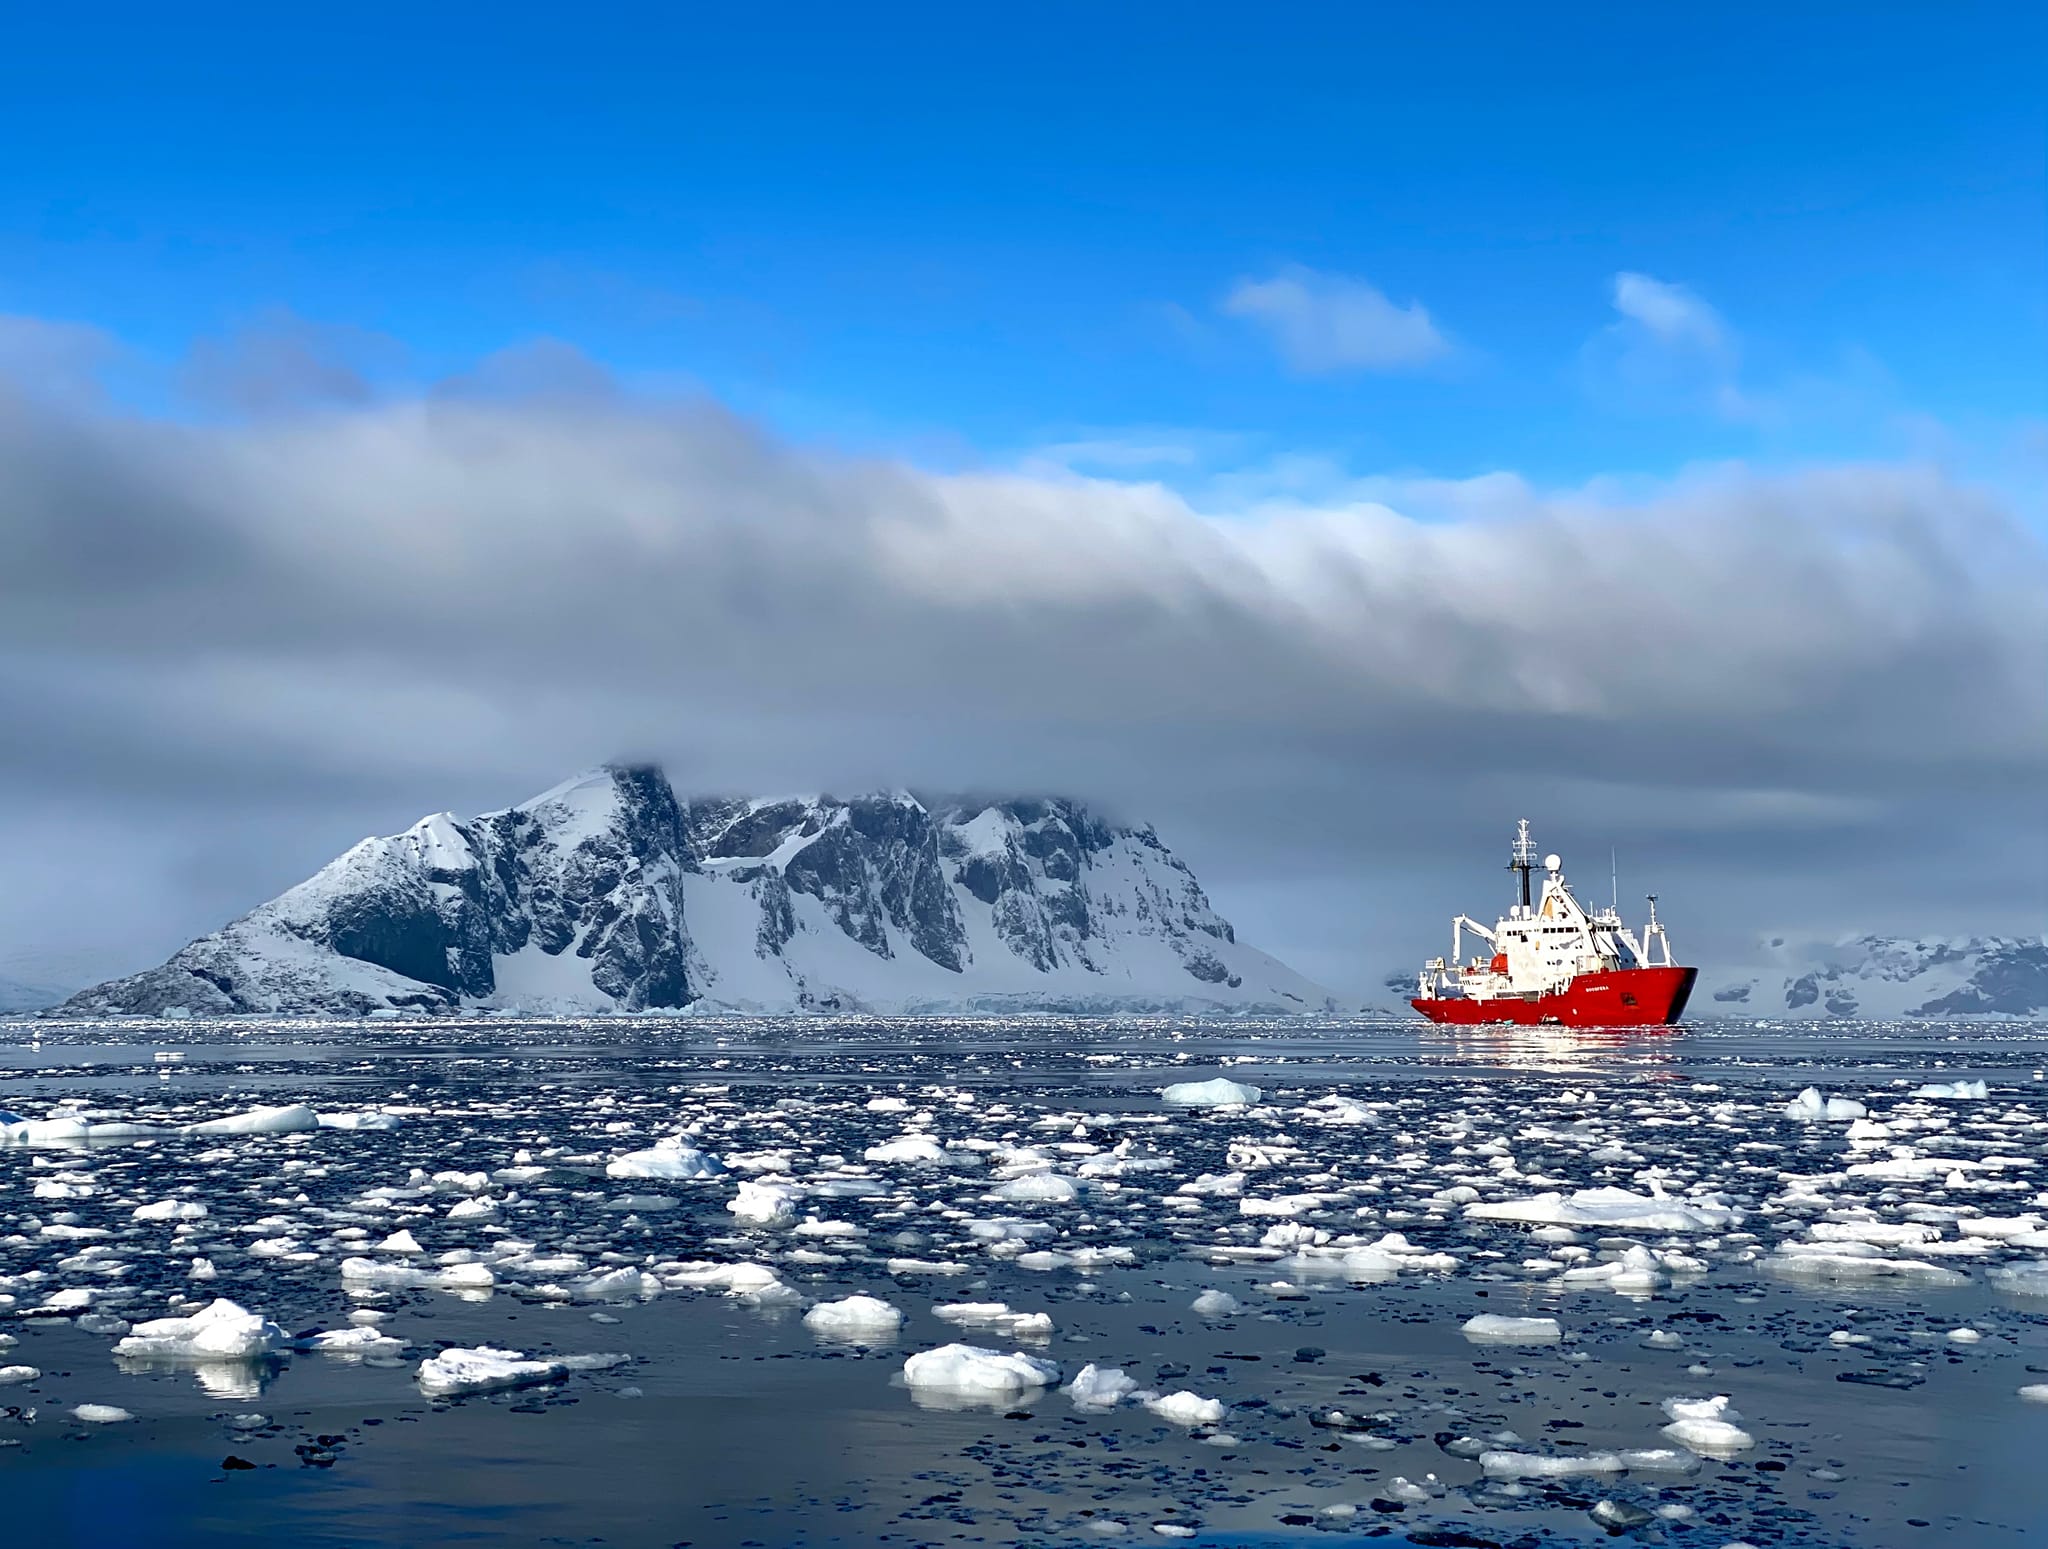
top-left (62, 769), bottom-right (1334, 1017)
top-left (1700, 934), bottom-right (2048, 1019)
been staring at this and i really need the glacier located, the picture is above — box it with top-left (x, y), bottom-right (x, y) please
top-left (58, 766), bottom-right (1335, 1017)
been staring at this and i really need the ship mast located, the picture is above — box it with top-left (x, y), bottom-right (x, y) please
top-left (1506, 818), bottom-right (1536, 912)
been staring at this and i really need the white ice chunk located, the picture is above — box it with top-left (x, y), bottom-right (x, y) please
top-left (1480, 1449), bottom-right (1625, 1478)
top-left (416, 1345), bottom-right (628, 1396)
top-left (1912, 1080), bottom-right (1989, 1100)
top-left (1660, 1394), bottom-right (1754, 1452)
top-left (605, 1138), bottom-right (725, 1180)
top-left (1462, 1314), bottom-right (1562, 1344)
top-left (1065, 1362), bottom-right (1140, 1409)
top-left (318, 1111), bottom-right (405, 1129)
top-left (727, 1180), bottom-right (802, 1225)
top-left (1144, 1390), bottom-right (1225, 1425)
top-left (185, 1104), bottom-right (321, 1136)
top-left (1190, 1289), bottom-right (1241, 1317)
top-left (1160, 1079), bottom-right (1262, 1108)
top-left (1782, 1088), bottom-right (1867, 1121)
top-left (991, 1172), bottom-right (1079, 1204)
top-left (803, 1295), bottom-right (905, 1337)
top-left (665, 1261), bottom-right (801, 1304)
top-left (865, 1135), bottom-right (948, 1164)
top-left (1467, 1186), bottom-right (1739, 1233)
top-left (115, 1298), bottom-right (286, 1361)
top-left (902, 1343), bottom-right (1059, 1397)
top-left (133, 1199), bottom-right (209, 1221)
top-left (934, 1302), bottom-right (1054, 1339)
top-left (341, 1257), bottom-right (495, 1292)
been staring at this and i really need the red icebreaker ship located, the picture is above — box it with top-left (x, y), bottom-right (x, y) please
top-left (1410, 821), bottom-right (1696, 1028)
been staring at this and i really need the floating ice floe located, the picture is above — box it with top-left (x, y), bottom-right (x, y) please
top-left (902, 1343), bottom-right (1059, 1399)
top-left (1299, 1232), bottom-right (1461, 1281)
top-left (132, 1199), bottom-right (208, 1221)
top-left (666, 1261), bottom-right (803, 1304)
top-left (185, 1104), bottom-right (322, 1136)
top-left (934, 1302), bottom-right (1054, 1339)
top-left (990, 1172), bottom-right (1079, 1203)
top-left (864, 1135), bottom-right (947, 1164)
top-left (1462, 1314), bottom-right (1562, 1344)
top-left (1912, 1080), bottom-right (1990, 1100)
top-left (1065, 1362), bottom-right (1139, 1409)
top-left (1660, 1394), bottom-right (1754, 1452)
top-left (416, 1345), bottom-right (628, 1396)
top-left (1556, 1245), bottom-right (1703, 1294)
top-left (1177, 1171), bottom-right (1247, 1198)
top-left (1190, 1289), bottom-right (1240, 1317)
top-left (0, 1365), bottom-right (41, 1385)
top-left (727, 1180), bottom-right (803, 1225)
top-left (1143, 1390), bottom-right (1225, 1426)
top-left (115, 1298), bottom-right (286, 1361)
top-left (2, 1114), bottom-right (171, 1145)
top-left (572, 1267), bottom-right (663, 1301)
top-left (803, 1295), bottom-right (904, 1338)
top-left (1481, 1447), bottom-right (1692, 1478)
top-left (317, 1110), bottom-right (405, 1130)
top-left (1988, 1260), bottom-right (2048, 1298)
top-left (604, 1138), bottom-right (725, 1180)
top-left (291, 1325), bottom-right (404, 1355)
top-left (71, 1404), bottom-right (134, 1423)
top-left (1765, 1241), bottom-right (1968, 1286)
top-left (1159, 1079), bottom-right (1262, 1108)
top-left (340, 1257), bottom-right (496, 1292)
top-left (1783, 1088), bottom-right (1867, 1122)
top-left (1467, 1185), bottom-right (1739, 1233)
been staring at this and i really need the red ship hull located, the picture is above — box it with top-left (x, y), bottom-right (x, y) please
top-left (1410, 965), bottom-right (1697, 1028)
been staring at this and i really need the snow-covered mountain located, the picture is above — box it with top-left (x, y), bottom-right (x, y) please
top-left (61, 767), bottom-right (1335, 1017)
top-left (1701, 934), bottom-right (2048, 1019)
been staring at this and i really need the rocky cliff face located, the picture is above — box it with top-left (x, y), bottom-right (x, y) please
top-left (1702, 934), bottom-right (2048, 1018)
top-left (62, 767), bottom-right (1333, 1017)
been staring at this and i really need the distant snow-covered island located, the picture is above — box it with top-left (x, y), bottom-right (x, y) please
top-left (1694, 934), bottom-right (2048, 1020)
top-left (57, 766), bottom-right (1339, 1018)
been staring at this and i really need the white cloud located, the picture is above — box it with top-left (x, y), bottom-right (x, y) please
top-left (1587, 270), bottom-right (1750, 419)
top-left (0, 346), bottom-right (2041, 984)
top-left (1222, 265), bottom-right (1450, 372)
top-left (1611, 272), bottom-right (1729, 351)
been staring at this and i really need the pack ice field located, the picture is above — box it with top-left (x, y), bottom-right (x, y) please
top-left (3, 1016), bottom-right (2048, 1548)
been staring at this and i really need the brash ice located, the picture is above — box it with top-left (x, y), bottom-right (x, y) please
top-left (1410, 821), bottom-right (1696, 1027)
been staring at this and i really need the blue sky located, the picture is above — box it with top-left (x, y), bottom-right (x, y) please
top-left (0, 3), bottom-right (2044, 991)
top-left (3, 2), bottom-right (2041, 496)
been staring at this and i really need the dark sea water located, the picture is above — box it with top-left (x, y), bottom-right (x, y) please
top-left (3, 1015), bottom-right (2046, 1548)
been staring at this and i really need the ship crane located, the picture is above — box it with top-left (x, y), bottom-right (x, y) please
top-left (1411, 821), bottom-right (1697, 1028)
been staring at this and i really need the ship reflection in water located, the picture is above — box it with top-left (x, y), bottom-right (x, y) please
top-left (1430, 1022), bottom-right (1689, 1076)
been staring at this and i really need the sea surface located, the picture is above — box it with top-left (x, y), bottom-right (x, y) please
top-left (4, 1015), bottom-right (2047, 1548)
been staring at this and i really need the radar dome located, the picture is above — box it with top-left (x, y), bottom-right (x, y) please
top-left (1543, 853), bottom-right (1562, 871)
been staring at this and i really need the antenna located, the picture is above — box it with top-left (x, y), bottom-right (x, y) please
top-left (1507, 819), bottom-right (1536, 911)
top-left (1610, 847), bottom-right (1618, 916)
